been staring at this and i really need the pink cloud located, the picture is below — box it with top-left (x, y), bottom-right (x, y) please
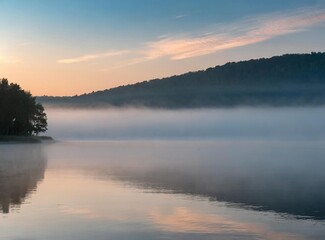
top-left (58, 50), bottom-right (129, 64)
top-left (144, 8), bottom-right (325, 60)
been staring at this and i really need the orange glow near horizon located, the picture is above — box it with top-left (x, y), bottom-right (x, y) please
top-left (1, 6), bottom-right (325, 96)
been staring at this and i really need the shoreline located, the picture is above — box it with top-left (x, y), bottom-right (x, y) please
top-left (0, 136), bottom-right (54, 144)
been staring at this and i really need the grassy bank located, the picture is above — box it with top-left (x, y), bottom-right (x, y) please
top-left (0, 135), bottom-right (54, 144)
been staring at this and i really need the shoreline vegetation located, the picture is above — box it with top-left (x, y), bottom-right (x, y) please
top-left (0, 135), bottom-right (54, 144)
top-left (0, 79), bottom-right (48, 140)
top-left (38, 52), bottom-right (325, 108)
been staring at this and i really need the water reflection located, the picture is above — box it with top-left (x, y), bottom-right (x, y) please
top-left (109, 154), bottom-right (325, 220)
top-left (149, 207), bottom-right (301, 239)
top-left (46, 141), bottom-right (325, 220)
top-left (0, 144), bottom-right (47, 213)
top-left (0, 141), bottom-right (324, 240)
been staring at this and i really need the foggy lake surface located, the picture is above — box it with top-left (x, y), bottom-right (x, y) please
top-left (1, 107), bottom-right (325, 240)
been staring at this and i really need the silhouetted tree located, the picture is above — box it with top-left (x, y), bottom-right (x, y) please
top-left (0, 79), bottom-right (47, 136)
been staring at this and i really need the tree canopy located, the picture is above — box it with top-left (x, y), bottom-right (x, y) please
top-left (0, 79), bottom-right (47, 136)
top-left (39, 52), bottom-right (325, 108)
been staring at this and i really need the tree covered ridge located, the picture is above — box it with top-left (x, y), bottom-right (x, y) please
top-left (39, 52), bottom-right (325, 108)
top-left (0, 79), bottom-right (47, 136)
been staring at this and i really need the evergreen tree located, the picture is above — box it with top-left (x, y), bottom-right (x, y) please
top-left (0, 79), bottom-right (47, 136)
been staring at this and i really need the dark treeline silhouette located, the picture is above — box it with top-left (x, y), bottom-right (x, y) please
top-left (38, 52), bottom-right (325, 108)
top-left (0, 79), bottom-right (47, 136)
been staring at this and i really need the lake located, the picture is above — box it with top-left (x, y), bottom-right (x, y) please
top-left (1, 107), bottom-right (325, 240)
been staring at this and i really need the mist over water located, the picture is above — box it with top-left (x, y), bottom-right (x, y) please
top-left (2, 107), bottom-right (325, 239)
top-left (45, 107), bottom-right (325, 141)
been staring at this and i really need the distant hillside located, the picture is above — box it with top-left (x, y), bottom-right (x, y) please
top-left (38, 52), bottom-right (325, 108)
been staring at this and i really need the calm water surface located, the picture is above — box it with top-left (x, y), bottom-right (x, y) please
top-left (1, 108), bottom-right (325, 239)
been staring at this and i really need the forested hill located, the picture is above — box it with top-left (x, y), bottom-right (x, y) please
top-left (38, 52), bottom-right (325, 108)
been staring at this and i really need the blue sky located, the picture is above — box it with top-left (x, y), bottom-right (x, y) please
top-left (1, 0), bottom-right (325, 95)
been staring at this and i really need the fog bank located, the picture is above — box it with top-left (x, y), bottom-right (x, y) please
top-left (45, 107), bottom-right (325, 141)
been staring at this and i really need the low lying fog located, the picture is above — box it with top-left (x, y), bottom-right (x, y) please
top-left (45, 107), bottom-right (325, 141)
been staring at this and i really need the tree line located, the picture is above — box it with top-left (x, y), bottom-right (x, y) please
top-left (0, 79), bottom-right (47, 136)
top-left (38, 52), bottom-right (325, 108)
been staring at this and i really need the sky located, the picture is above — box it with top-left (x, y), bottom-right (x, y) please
top-left (1, 0), bottom-right (325, 96)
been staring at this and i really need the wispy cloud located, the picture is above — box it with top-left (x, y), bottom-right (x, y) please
top-left (57, 7), bottom-right (325, 69)
top-left (58, 50), bottom-right (129, 64)
top-left (145, 7), bottom-right (325, 60)
top-left (175, 14), bottom-right (187, 19)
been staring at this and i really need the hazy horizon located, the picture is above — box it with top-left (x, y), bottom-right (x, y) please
top-left (44, 106), bottom-right (325, 141)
